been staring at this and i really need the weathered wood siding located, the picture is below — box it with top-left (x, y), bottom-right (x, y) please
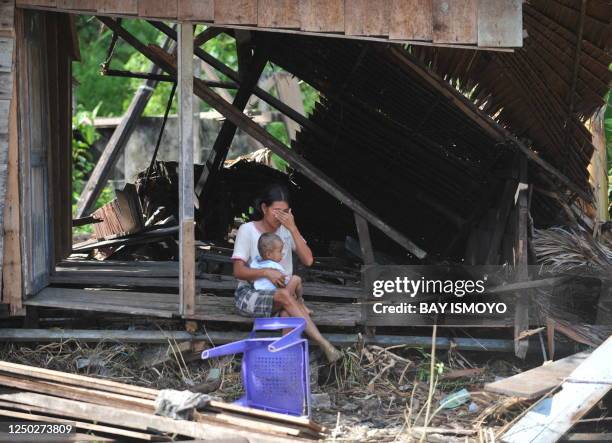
top-left (15, 0), bottom-right (523, 48)
top-left (0, 0), bottom-right (21, 315)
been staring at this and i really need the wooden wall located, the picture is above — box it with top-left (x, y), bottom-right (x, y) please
top-left (15, 0), bottom-right (523, 48)
top-left (0, 0), bottom-right (23, 315)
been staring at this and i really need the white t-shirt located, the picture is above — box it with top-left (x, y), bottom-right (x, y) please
top-left (231, 221), bottom-right (297, 285)
top-left (250, 257), bottom-right (287, 291)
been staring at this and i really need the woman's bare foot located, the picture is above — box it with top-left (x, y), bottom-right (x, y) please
top-left (322, 342), bottom-right (342, 364)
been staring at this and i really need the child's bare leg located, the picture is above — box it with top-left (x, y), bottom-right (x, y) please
top-left (285, 275), bottom-right (301, 297)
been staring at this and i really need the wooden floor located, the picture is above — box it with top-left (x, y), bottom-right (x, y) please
top-left (50, 260), bottom-right (362, 299)
top-left (25, 287), bottom-right (361, 327)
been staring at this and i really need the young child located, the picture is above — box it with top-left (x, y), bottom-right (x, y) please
top-left (250, 232), bottom-right (308, 311)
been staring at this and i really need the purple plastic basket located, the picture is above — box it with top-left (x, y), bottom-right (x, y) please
top-left (201, 317), bottom-right (311, 417)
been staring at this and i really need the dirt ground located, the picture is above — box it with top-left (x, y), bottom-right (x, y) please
top-left (0, 334), bottom-right (547, 442)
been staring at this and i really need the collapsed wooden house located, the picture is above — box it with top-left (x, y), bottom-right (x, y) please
top-left (0, 0), bottom-right (609, 357)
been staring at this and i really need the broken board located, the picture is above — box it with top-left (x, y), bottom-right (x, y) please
top-left (502, 336), bottom-right (612, 443)
top-left (485, 352), bottom-right (590, 399)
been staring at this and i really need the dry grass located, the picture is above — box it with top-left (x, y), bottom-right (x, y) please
top-left (0, 337), bottom-right (535, 442)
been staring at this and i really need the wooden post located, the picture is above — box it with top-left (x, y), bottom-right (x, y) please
top-left (514, 156), bottom-right (529, 358)
top-left (355, 213), bottom-right (375, 334)
top-left (178, 23), bottom-right (195, 317)
top-left (354, 213), bottom-right (375, 265)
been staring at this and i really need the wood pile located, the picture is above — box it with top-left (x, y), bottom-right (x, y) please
top-left (92, 184), bottom-right (144, 240)
top-left (0, 361), bottom-right (326, 442)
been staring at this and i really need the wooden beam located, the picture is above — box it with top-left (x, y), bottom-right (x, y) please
top-left (514, 155), bottom-right (529, 359)
top-left (2, 70), bottom-right (22, 315)
top-left (354, 213), bottom-right (374, 265)
top-left (194, 47), bottom-right (267, 198)
top-left (485, 178), bottom-right (517, 265)
top-left (100, 17), bottom-right (427, 258)
top-left (386, 46), bottom-right (593, 203)
top-left (177, 22), bottom-right (195, 317)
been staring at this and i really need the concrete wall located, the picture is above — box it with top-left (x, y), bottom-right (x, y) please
top-left (92, 114), bottom-right (258, 187)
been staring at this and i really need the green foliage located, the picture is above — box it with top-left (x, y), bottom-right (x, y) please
top-left (604, 91), bottom-right (612, 217)
top-left (72, 103), bottom-right (101, 206)
top-left (71, 105), bottom-right (116, 235)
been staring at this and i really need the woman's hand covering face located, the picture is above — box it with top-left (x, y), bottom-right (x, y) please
top-left (273, 208), bottom-right (296, 231)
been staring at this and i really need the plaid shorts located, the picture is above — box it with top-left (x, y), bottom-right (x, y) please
top-left (234, 283), bottom-right (276, 317)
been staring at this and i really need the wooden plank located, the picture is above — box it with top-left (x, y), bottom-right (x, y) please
top-left (0, 0), bottom-right (14, 32)
top-left (25, 286), bottom-right (360, 326)
top-left (514, 156), bottom-right (529, 359)
top-left (0, 360), bottom-right (158, 398)
top-left (178, 23), bottom-right (195, 317)
top-left (0, 392), bottom-right (295, 443)
top-left (137, 0), bottom-right (177, 18)
top-left (0, 101), bottom-right (7, 134)
top-left (588, 108), bottom-right (609, 222)
top-left (354, 213), bottom-right (375, 265)
top-left (214, 0), bottom-right (257, 25)
top-left (0, 408), bottom-right (159, 441)
top-left (273, 72), bottom-right (304, 141)
top-left (502, 337), bottom-right (612, 443)
top-left (15, 0), bottom-right (57, 6)
top-left (56, 0), bottom-right (96, 10)
top-left (0, 373), bottom-right (154, 413)
top-left (477, 0), bottom-right (521, 47)
top-left (486, 179), bottom-right (517, 265)
top-left (98, 0), bottom-right (138, 14)
top-left (299, 0), bottom-right (343, 32)
top-left (50, 271), bottom-right (363, 298)
top-left (0, 38), bottom-right (13, 72)
top-left (485, 352), bottom-right (590, 399)
top-left (345, 0), bottom-right (389, 36)
top-left (257, 0), bottom-right (300, 29)
top-left (0, 72), bottom-right (12, 99)
top-left (432, 0), bottom-right (477, 44)
top-left (389, 0), bottom-right (432, 40)
top-left (1, 71), bottom-right (22, 315)
top-left (177, 0), bottom-right (213, 21)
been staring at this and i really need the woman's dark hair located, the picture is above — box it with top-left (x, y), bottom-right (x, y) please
top-left (251, 184), bottom-right (290, 221)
